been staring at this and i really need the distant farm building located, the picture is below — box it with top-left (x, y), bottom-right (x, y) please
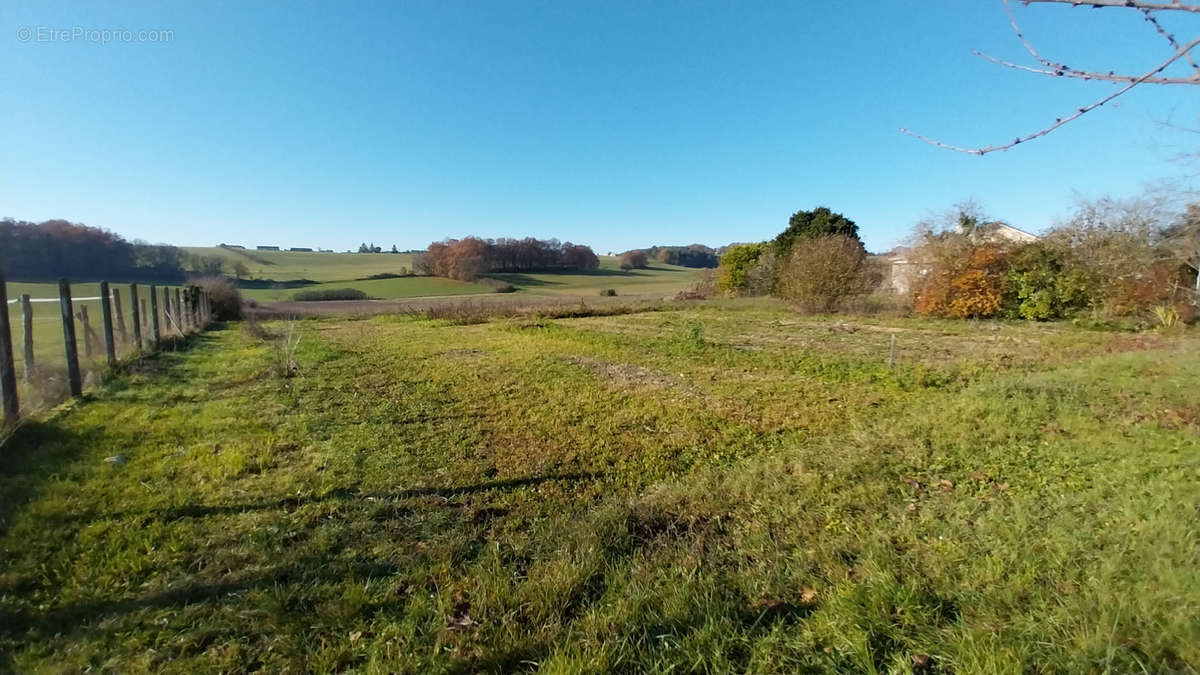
top-left (883, 221), bottom-right (1038, 294)
top-left (289, 247), bottom-right (314, 252)
top-left (256, 245), bottom-right (280, 251)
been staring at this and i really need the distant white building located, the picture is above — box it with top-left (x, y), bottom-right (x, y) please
top-left (882, 221), bottom-right (1039, 294)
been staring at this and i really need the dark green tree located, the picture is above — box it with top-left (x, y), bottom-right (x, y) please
top-left (774, 207), bottom-right (860, 256)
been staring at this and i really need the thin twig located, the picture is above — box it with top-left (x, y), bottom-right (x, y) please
top-left (993, 0), bottom-right (1200, 84)
top-left (1141, 8), bottom-right (1200, 71)
top-left (1021, 0), bottom-right (1200, 13)
top-left (973, 48), bottom-right (1198, 84)
top-left (901, 34), bottom-right (1200, 154)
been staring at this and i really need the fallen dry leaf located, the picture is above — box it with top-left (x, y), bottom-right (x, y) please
top-left (799, 586), bottom-right (819, 605)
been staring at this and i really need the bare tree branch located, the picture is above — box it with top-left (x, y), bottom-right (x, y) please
top-left (901, 34), bottom-right (1200, 155)
top-left (991, 0), bottom-right (1200, 84)
top-left (973, 48), bottom-right (1199, 83)
top-left (1140, 8), bottom-right (1200, 70)
top-left (1022, 0), bottom-right (1200, 13)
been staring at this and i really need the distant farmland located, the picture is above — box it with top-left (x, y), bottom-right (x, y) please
top-left (184, 247), bottom-right (701, 302)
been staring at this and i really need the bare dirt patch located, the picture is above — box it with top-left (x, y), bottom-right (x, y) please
top-left (563, 355), bottom-right (696, 395)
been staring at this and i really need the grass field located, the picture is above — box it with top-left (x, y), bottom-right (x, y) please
top-left (237, 276), bottom-right (494, 303)
top-left (3, 255), bottom-right (699, 379)
top-left (183, 248), bottom-right (701, 302)
top-left (184, 247), bottom-right (419, 284)
top-left (2, 303), bottom-right (1197, 672)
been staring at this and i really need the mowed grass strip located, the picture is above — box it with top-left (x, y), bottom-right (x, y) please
top-left (0, 306), bottom-right (1197, 673)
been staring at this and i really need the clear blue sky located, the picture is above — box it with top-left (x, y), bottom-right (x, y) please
top-left (2, 1), bottom-right (1197, 254)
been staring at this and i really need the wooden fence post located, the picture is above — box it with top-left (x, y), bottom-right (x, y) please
top-left (192, 288), bottom-right (200, 327)
top-left (112, 287), bottom-right (128, 347)
top-left (165, 287), bottom-right (176, 337)
top-left (888, 334), bottom-right (897, 370)
top-left (21, 294), bottom-right (34, 382)
top-left (0, 269), bottom-right (19, 424)
top-left (79, 305), bottom-right (95, 357)
top-left (130, 284), bottom-right (142, 351)
top-left (59, 279), bottom-right (82, 397)
top-left (175, 288), bottom-right (184, 333)
top-left (150, 285), bottom-right (161, 346)
top-left (100, 281), bottom-right (116, 365)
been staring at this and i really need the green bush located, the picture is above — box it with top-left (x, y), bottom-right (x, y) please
top-left (188, 276), bottom-right (243, 320)
top-left (600, 288), bottom-right (617, 296)
top-left (292, 288), bottom-right (368, 302)
top-left (1006, 243), bottom-right (1095, 320)
top-left (716, 243), bottom-right (765, 295)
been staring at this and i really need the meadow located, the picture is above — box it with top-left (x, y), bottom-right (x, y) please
top-left (3, 253), bottom-right (701, 395)
top-left (1, 301), bottom-right (1197, 672)
top-left (185, 247), bottom-right (701, 302)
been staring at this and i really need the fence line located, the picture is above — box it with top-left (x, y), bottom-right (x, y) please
top-left (0, 270), bottom-right (215, 426)
top-left (7, 296), bottom-right (103, 304)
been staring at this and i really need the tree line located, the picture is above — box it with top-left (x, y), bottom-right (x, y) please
top-left (632, 245), bottom-right (720, 268)
top-left (415, 237), bottom-right (599, 281)
top-left (0, 218), bottom-right (224, 282)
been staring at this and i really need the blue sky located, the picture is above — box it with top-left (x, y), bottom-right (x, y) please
top-left (2, 1), bottom-right (1197, 254)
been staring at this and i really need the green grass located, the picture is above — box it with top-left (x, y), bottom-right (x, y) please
top-left (2, 305), bottom-right (1197, 672)
top-left (184, 247), bottom-right (418, 284)
top-left (240, 276), bottom-right (496, 303)
top-left (491, 257), bottom-right (700, 297)
top-left (186, 249), bottom-right (700, 301)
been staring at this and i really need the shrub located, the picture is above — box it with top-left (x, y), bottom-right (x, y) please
top-left (188, 276), bottom-right (243, 320)
top-left (914, 243), bottom-right (1010, 319)
top-left (674, 269), bottom-right (716, 300)
top-left (1154, 305), bottom-right (1181, 328)
top-left (360, 272), bottom-right (409, 280)
top-left (600, 288), bottom-right (617, 296)
top-left (775, 235), bottom-right (872, 313)
top-left (716, 243), bottom-right (765, 295)
top-left (774, 207), bottom-right (860, 258)
top-left (480, 278), bottom-right (516, 293)
top-left (1006, 242), bottom-right (1095, 320)
top-left (619, 250), bottom-right (650, 270)
top-left (292, 288), bottom-right (368, 302)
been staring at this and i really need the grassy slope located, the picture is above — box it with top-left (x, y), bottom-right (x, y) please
top-left (489, 257), bottom-right (701, 297)
top-left (3, 306), bottom-right (1196, 672)
top-left (3, 255), bottom-right (698, 383)
top-left (183, 247), bottom-right (419, 283)
top-left (184, 248), bottom-right (700, 301)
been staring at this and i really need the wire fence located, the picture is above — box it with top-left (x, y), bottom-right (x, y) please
top-left (0, 270), bottom-right (216, 427)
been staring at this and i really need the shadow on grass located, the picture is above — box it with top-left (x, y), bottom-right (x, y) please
top-left (66, 473), bottom-right (600, 524)
top-left (0, 472), bottom-right (602, 654)
top-left (234, 278), bottom-right (317, 290)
